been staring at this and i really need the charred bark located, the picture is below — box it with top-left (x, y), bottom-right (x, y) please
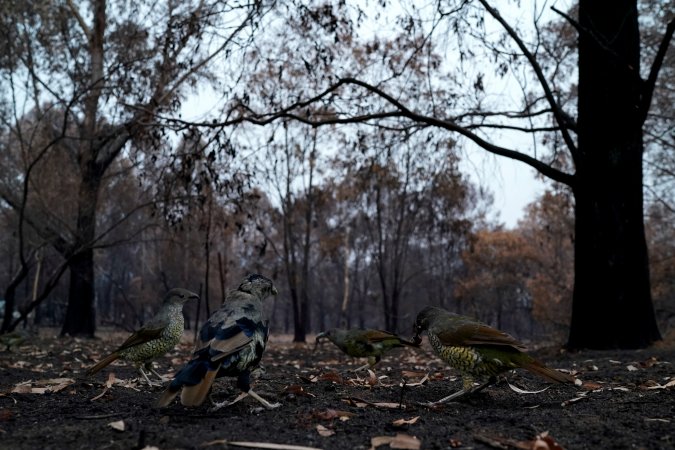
top-left (567, 0), bottom-right (661, 348)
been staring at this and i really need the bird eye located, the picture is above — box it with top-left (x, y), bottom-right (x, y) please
top-left (179, 294), bottom-right (185, 298)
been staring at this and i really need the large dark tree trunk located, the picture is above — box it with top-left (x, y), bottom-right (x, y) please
top-left (568, 0), bottom-right (661, 348)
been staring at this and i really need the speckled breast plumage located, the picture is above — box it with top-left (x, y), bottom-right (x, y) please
top-left (428, 332), bottom-right (507, 378)
top-left (120, 309), bottom-right (184, 364)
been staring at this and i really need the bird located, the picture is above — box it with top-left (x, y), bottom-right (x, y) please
top-left (0, 329), bottom-right (32, 352)
top-left (412, 306), bottom-right (575, 405)
top-left (86, 288), bottom-right (199, 386)
top-left (315, 328), bottom-right (419, 371)
top-left (157, 273), bottom-right (280, 410)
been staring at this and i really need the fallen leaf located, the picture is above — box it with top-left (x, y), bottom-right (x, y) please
top-left (580, 381), bottom-right (603, 390)
top-left (639, 357), bottom-right (658, 368)
top-left (626, 365), bottom-right (638, 372)
top-left (506, 382), bottom-right (549, 395)
top-left (401, 371), bottom-right (426, 378)
top-left (316, 424), bottom-right (335, 437)
top-left (370, 433), bottom-right (421, 450)
top-left (314, 409), bottom-right (356, 421)
top-left (106, 373), bottom-right (115, 389)
top-left (448, 438), bottom-right (462, 448)
top-left (342, 397), bottom-right (405, 409)
top-left (392, 416), bottom-right (419, 427)
top-left (402, 373), bottom-right (430, 387)
top-left (561, 392), bottom-right (588, 407)
top-left (283, 385), bottom-right (315, 398)
top-left (201, 441), bottom-right (322, 450)
top-left (10, 381), bottom-right (32, 394)
top-left (530, 431), bottom-right (564, 450)
top-left (108, 420), bottom-right (125, 432)
top-left (318, 372), bottom-right (344, 384)
top-left (643, 379), bottom-right (675, 390)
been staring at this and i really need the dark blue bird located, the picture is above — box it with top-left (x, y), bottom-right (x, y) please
top-left (158, 274), bottom-right (279, 410)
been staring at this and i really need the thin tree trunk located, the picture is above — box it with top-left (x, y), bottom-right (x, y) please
top-left (339, 227), bottom-right (350, 327)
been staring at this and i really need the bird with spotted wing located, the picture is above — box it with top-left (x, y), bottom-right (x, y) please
top-left (86, 288), bottom-right (199, 385)
top-left (413, 306), bottom-right (575, 406)
top-left (158, 274), bottom-right (279, 410)
top-left (315, 328), bottom-right (418, 371)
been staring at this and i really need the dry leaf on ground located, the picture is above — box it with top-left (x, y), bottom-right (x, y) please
top-left (391, 416), bottom-right (419, 427)
top-left (283, 385), bottom-right (315, 398)
top-left (370, 433), bottom-right (421, 450)
top-left (316, 424), bottom-right (335, 437)
top-left (107, 420), bottom-right (125, 432)
top-left (202, 441), bottom-right (322, 450)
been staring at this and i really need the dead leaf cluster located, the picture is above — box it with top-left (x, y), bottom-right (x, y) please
top-left (369, 433), bottom-right (421, 450)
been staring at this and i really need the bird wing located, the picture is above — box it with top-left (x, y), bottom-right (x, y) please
top-left (115, 323), bottom-right (167, 352)
top-left (363, 329), bottom-right (399, 342)
top-left (193, 297), bottom-right (263, 363)
top-left (436, 322), bottom-right (527, 351)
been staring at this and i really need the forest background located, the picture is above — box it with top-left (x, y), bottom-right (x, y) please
top-left (0, 0), bottom-right (672, 348)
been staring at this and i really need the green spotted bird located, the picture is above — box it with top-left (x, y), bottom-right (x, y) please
top-left (86, 288), bottom-right (199, 385)
top-left (413, 306), bottom-right (575, 405)
top-left (157, 274), bottom-right (279, 410)
top-left (315, 328), bottom-right (418, 371)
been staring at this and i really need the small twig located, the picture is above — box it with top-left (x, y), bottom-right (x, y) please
top-left (73, 412), bottom-right (121, 420)
top-left (398, 379), bottom-right (407, 409)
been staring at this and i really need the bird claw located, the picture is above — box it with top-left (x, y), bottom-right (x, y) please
top-left (208, 401), bottom-right (234, 412)
top-left (263, 401), bottom-right (281, 409)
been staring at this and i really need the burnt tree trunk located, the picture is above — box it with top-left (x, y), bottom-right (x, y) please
top-left (61, 169), bottom-right (102, 337)
top-left (568, 0), bottom-right (661, 348)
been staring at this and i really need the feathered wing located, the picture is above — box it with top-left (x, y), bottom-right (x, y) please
top-left (363, 329), bottom-right (418, 347)
top-left (435, 316), bottom-right (527, 352)
top-left (115, 325), bottom-right (167, 352)
top-left (86, 322), bottom-right (167, 376)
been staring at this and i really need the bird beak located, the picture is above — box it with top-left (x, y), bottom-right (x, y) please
top-left (314, 332), bottom-right (328, 351)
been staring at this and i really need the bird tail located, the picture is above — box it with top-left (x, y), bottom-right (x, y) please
top-left (157, 387), bottom-right (179, 408)
top-left (86, 352), bottom-right (120, 376)
top-left (180, 369), bottom-right (217, 406)
top-left (157, 359), bottom-right (218, 408)
top-left (521, 357), bottom-right (576, 384)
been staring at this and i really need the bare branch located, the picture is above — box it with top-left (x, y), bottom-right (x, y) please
top-left (639, 17), bottom-right (675, 124)
top-left (66, 0), bottom-right (91, 40)
top-left (478, 1), bottom-right (579, 162)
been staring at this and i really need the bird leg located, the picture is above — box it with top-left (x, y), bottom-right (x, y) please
top-left (209, 389), bottom-right (280, 411)
top-left (209, 391), bottom-right (249, 411)
top-left (248, 389), bottom-right (281, 409)
top-left (419, 376), bottom-right (496, 407)
top-left (354, 355), bottom-right (379, 372)
top-left (137, 366), bottom-right (161, 387)
top-left (144, 362), bottom-right (166, 382)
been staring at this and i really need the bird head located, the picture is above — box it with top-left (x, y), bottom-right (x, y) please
top-left (412, 306), bottom-right (439, 344)
top-left (164, 288), bottom-right (200, 305)
top-left (314, 328), bottom-right (339, 350)
top-left (238, 273), bottom-right (278, 299)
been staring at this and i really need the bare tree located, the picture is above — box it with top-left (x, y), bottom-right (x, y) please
top-left (218, 1), bottom-right (671, 348)
top-left (0, 0), bottom-right (268, 335)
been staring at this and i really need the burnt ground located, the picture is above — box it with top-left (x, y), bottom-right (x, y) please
top-left (0, 329), bottom-right (673, 450)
